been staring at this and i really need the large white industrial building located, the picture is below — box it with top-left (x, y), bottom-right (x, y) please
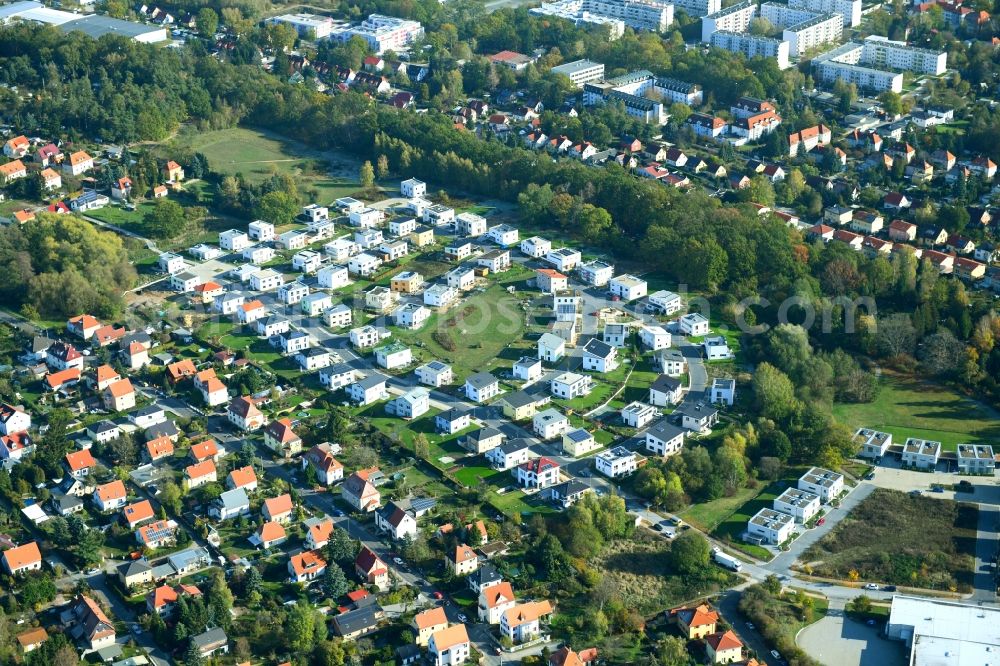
top-left (886, 596), bottom-right (1000, 666)
top-left (0, 0), bottom-right (167, 42)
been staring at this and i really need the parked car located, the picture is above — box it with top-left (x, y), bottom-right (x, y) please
top-left (863, 583), bottom-right (880, 590)
top-left (884, 585), bottom-right (896, 592)
top-left (432, 591), bottom-right (443, 600)
top-left (770, 650), bottom-right (782, 660)
top-left (457, 613), bottom-right (468, 623)
top-left (817, 517), bottom-right (826, 526)
top-left (745, 621), bottom-right (755, 630)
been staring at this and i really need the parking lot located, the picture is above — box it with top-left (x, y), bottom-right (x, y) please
top-left (796, 610), bottom-right (908, 666)
top-left (867, 466), bottom-right (1000, 504)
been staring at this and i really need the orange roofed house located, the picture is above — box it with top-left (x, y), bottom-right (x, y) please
top-left (254, 521), bottom-right (287, 549)
top-left (306, 518), bottom-right (334, 550)
top-left (227, 465), bottom-right (258, 492)
top-left (122, 500), bottom-right (155, 529)
top-left (16, 626), bottom-right (48, 653)
top-left (68, 314), bottom-right (101, 340)
top-left (193, 368), bottom-right (228, 407)
top-left (0, 159), bottom-right (27, 183)
top-left (164, 160), bottom-right (185, 182)
top-left (302, 442), bottom-right (344, 485)
top-left (670, 604), bottom-right (719, 639)
top-left (705, 629), bottom-right (744, 664)
top-left (428, 623), bottom-right (470, 666)
top-left (501, 600), bottom-right (553, 644)
top-left (189, 438), bottom-right (221, 463)
top-left (146, 583), bottom-right (201, 616)
top-left (63, 150), bottom-right (94, 177)
top-left (288, 549), bottom-right (327, 583)
top-left (103, 378), bottom-right (136, 412)
top-left (478, 581), bottom-right (516, 624)
top-left (354, 545), bottom-right (390, 590)
top-left (413, 606), bottom-right (448, 645)
top-left (1, 541), bottom-right (42, 575)
top-left (262, 493), bottom-right (294, 523)
top-left (447, 544), bottom-right (479, 577)
top-left (65, 449), bottom-right (97, 478)
top-left (185, 460), bottom-right (217, 489)
top-left (145, 436), bottom-right (174, 462)
top-left (166, 358), bottom-right (197, 383)
top-left (549, 646), bottom-right (598, 666)
top-left (93, 479), bottom-right (127, 512)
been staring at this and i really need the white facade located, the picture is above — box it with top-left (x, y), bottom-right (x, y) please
top-left (773, 487), bottom-right (821, 523)
top-left (278, 281), bottom-right (309, 305)
top-left (647, 290), bottom-right (682, 314)
top-left (243, 246), bottom-right (275, 265)
top-left (350, 207), bottom-right (383, 229)
top-left (797, 467), bottom-right (845, 502)
top-left (455, 212), bottom-right (488, 237)
top-left (578, 260), bottom-right (614, 287)
top-left (348, 253), bottom-right (382, 276)
top-left (609, 274), bottom-right (647, 301)
top-left (219, 229), bottom-right (250, 252)
top-left (545, 247), bottom-right (582, 272)
top-left (550, 372), bottom-right (593, 400)
top-left (710, 31), bottom-right (791, 70)
top-left (416, 361), bottom-right (453, 387)
top-left (520, 237), bottom-right (552, 258)
top-left (788, 0), bottom-right (860, 26)
top-left (400, 178), bottom-right (426, 198)
top-left (639, 325), bottom-right (671, 351)
top-left (375, 344), bottom-right (412, 370)
top-left (747, 508), bottom-right (795, 544)
top-left (551, 59), bottom-right (605, 87)
top-left (424, 284), bottom-right (459, 308)
top-left (678, 313), bottom-right (710, 336)
top-left (621, 401), bottom-right (657, 428)
top-left (329, 14), bottom-right (425, 55)
top-left (323, 304), bottom-right (353, 329)
top-left (292, 250), bottom-right (323, 274)
top-left (534, 409), bottom-right (569, 440)
top-left (446, 267), bottom-right (476, 291)
top-left (318, 264), bottom-right (350, 289)
top-left (701, 0), bottom-right (756, 42)
top-left (248, 220), bottom-right (275, 242)
top-left (251, 269), bottom-right (284, 292)
top-left (595, 446), bottom-right (638, 478)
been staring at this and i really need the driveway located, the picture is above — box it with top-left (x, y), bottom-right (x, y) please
top-left (767, 483), bottom-right (875, 573)
top-left (796, 608), bottom-right (907, 666)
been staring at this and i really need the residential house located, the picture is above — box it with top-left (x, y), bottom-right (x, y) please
top-left (210, 489), bottom-right (251, 521)
top-left (1, 541), bottom-right (42, 575)
top-left (710, 377), bottom-right (736, 405)
top-left (550, 372), bottom-right (592, 400)
top-left (65, 595), bottom-right (115, 650)
top-left (797, 466), bottom-right (844, 501)
top-left (375, 341), bottom-right (412, 370)
top-left (533, 408), bottom-right (569, 440)
top-left (582, 338), bottom-right (617, 373)
top-left (136, 520), bottom-right (178, 549)
top-left (263, 418), bottom-right (302, 457)
top-left (342, 469), bottom-right (381, 512)
top-left (94, 480), bottom-right (127, 512)
top-left (644, 419), bottom-right (686, 458)
top-left (375, 501), bottom-right (418, 540)
top-left (705, 630), bottom-right (744, 664)
top-left (355, 546), bottom-right (390, 589)
top-left (538, 333), bottom-right (565, 363)
top-left (386, 387), bottom-right (430, 419)
top-left (416, 360), bottom-right (453, 387)
top-left (621, 401), bottom-right (657, 428)
top-left (487, 439), bottom-right (533, 470)
top-left (465, 372), bottom-right (500, 402)
top-left (671, 604), bottom-right (719, 639)
top-left (501, 601), bottom-right (553, 644)
top-left (773, 487), bottom-right (821, 523)
top-left (747, 508), bottom-right (794, 545)
top-left (236, 300), bottom-right (267, 324)
top-left (185, 461), bottom-right (217, 489)
top-left (347, 375), bottom-right (389, 405)
top-left (228, 396), bottom-right (265, 431)
top-left (447, 544), bottom-right (479, 577)
top-left (288, 550), bottom-right (327, 584)
top-left (649, 375), bottom-right (683, 406)
top-left (428, 624), bottom-right (470, 666)
top-left (436, 408), bottom-right (472, 435)
top-left (595, 446), bottom-right (638, 478)
top-left (678, 313), bottom-right (710, 336)
top-left (414, 607), bottom-right (449, 646)
top-left (562, 428), bottom-right (598, 457)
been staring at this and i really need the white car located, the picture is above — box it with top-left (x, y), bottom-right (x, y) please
top-left (863, 583), bottom-right (880, 591)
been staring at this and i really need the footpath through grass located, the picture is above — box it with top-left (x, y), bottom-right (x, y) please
top-left (832, 374), bottom-right (1000, 451)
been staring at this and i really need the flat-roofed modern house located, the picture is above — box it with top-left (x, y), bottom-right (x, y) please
top-left (772, 487), bottom-right (821, 523)
top-left (956, 444), bottom-right (995, 474)
top-left (853, 428), bottom-right (892, 459)
top-left (746, 508), bottom-right (794, 544)
top-left (901, 438), bottom-right (942, 471)
top-left (797, 466), bottom-right (844, 501)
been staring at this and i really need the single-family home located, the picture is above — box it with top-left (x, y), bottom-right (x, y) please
top-left (486, 439), bottom-right (533, 470)
top-left (347, 375), bottom-right (389, 405)
top-left (355, 546), bottom-right (390, 589)
top-left (263, 418), bottom-right (302, 457)
top-left (416, 360), bottom-right (453, 387)
top-left (538, 333), bottom-right (565, 363)
top-left (386, 387), bottom-right (430, 419)
top-left (595, 446), bottom-right (637, 478)
top-left (621, 401), bottom-right (657, 428)
top-left (582, 339), bottom-right (617, 373)
top-left (375, 501), bottom-right (418, 541)
top-left (533, 408), bottom-right (569, 440)
top-left (644, 419), bottom-right (685, 458)
top-left (342, 469), bottom-right (382, 512)
top-left (465, 372), bottom-right (500, 402)
top-left (436, 408), bottom-right (472, 435)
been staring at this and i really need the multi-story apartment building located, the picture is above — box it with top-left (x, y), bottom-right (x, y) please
top-left (710, 31), bottom-right (791, 70)
top-left (789, 0), bottom-right (860, 26)
top-left (329, 14), bottom-right (424, 54)
top-left (701, 0), bottom-right (756, 42)
top-left (550, 60), bottom-right (606, 87)
top-left (531, 0), bottom-right (673, 33)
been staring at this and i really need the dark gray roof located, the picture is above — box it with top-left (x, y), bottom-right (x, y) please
top-left (118, 559), bottom-right (151, 576)
top-left (438, 407), bottom-right (472, 422)
top-left (89, 420), bottom-right (119, 434)
top-left (549, 479), bottom-right (590, 498)
top-left (145, 421), bottom-right (179, 440)
top-left (497, 438), bottom-right (532, 455)
top-left (500, 390), bottom-right (536, 409)
top-left (397, 644), bottom-right (421, 660)
top-left (467, 427), bottom-right (504, 443)
top-left (583, 338), bottom-right (614, 358)
top-left (647, 418), bottom-right (685, 442)
top-left (333, 605), bottom-right (380, 636)
top-left (473, 562), bottom-right (502, 586)
top-left (465, 371), bottom-right (498, 389)
top-left (324, 363), bottom-right (354, 376)
top-left (51, 492), bottom-right (83, 512)
top-left (673, 403), bottom-right (718, 421)
top-left (355, 374), bottom-right (387, 390)
top-left (190, 627), bottom-right (228, 650)
top-left (409, 497), bottom-right (437, 513)
top-left (651, 375), bottom-right (681, 393)
top-left (134, 404), bottom-right (164, 418)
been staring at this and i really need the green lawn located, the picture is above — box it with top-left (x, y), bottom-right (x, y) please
top-left (171, 127), bottom-right (361, 205)
top-left (392, 283), bottom-right (529, 379)
top-left (832, 374), bottom-right (1000, 452)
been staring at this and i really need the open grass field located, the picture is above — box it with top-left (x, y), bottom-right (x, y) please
top-left (832, 374), bottom-right (1000, 452)
top-left (802, 488), bottom-right (978, 591)
top-left (393, 283), bottom-right (529, 379)
top-left (171, 127), bottom-right (362, 205)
